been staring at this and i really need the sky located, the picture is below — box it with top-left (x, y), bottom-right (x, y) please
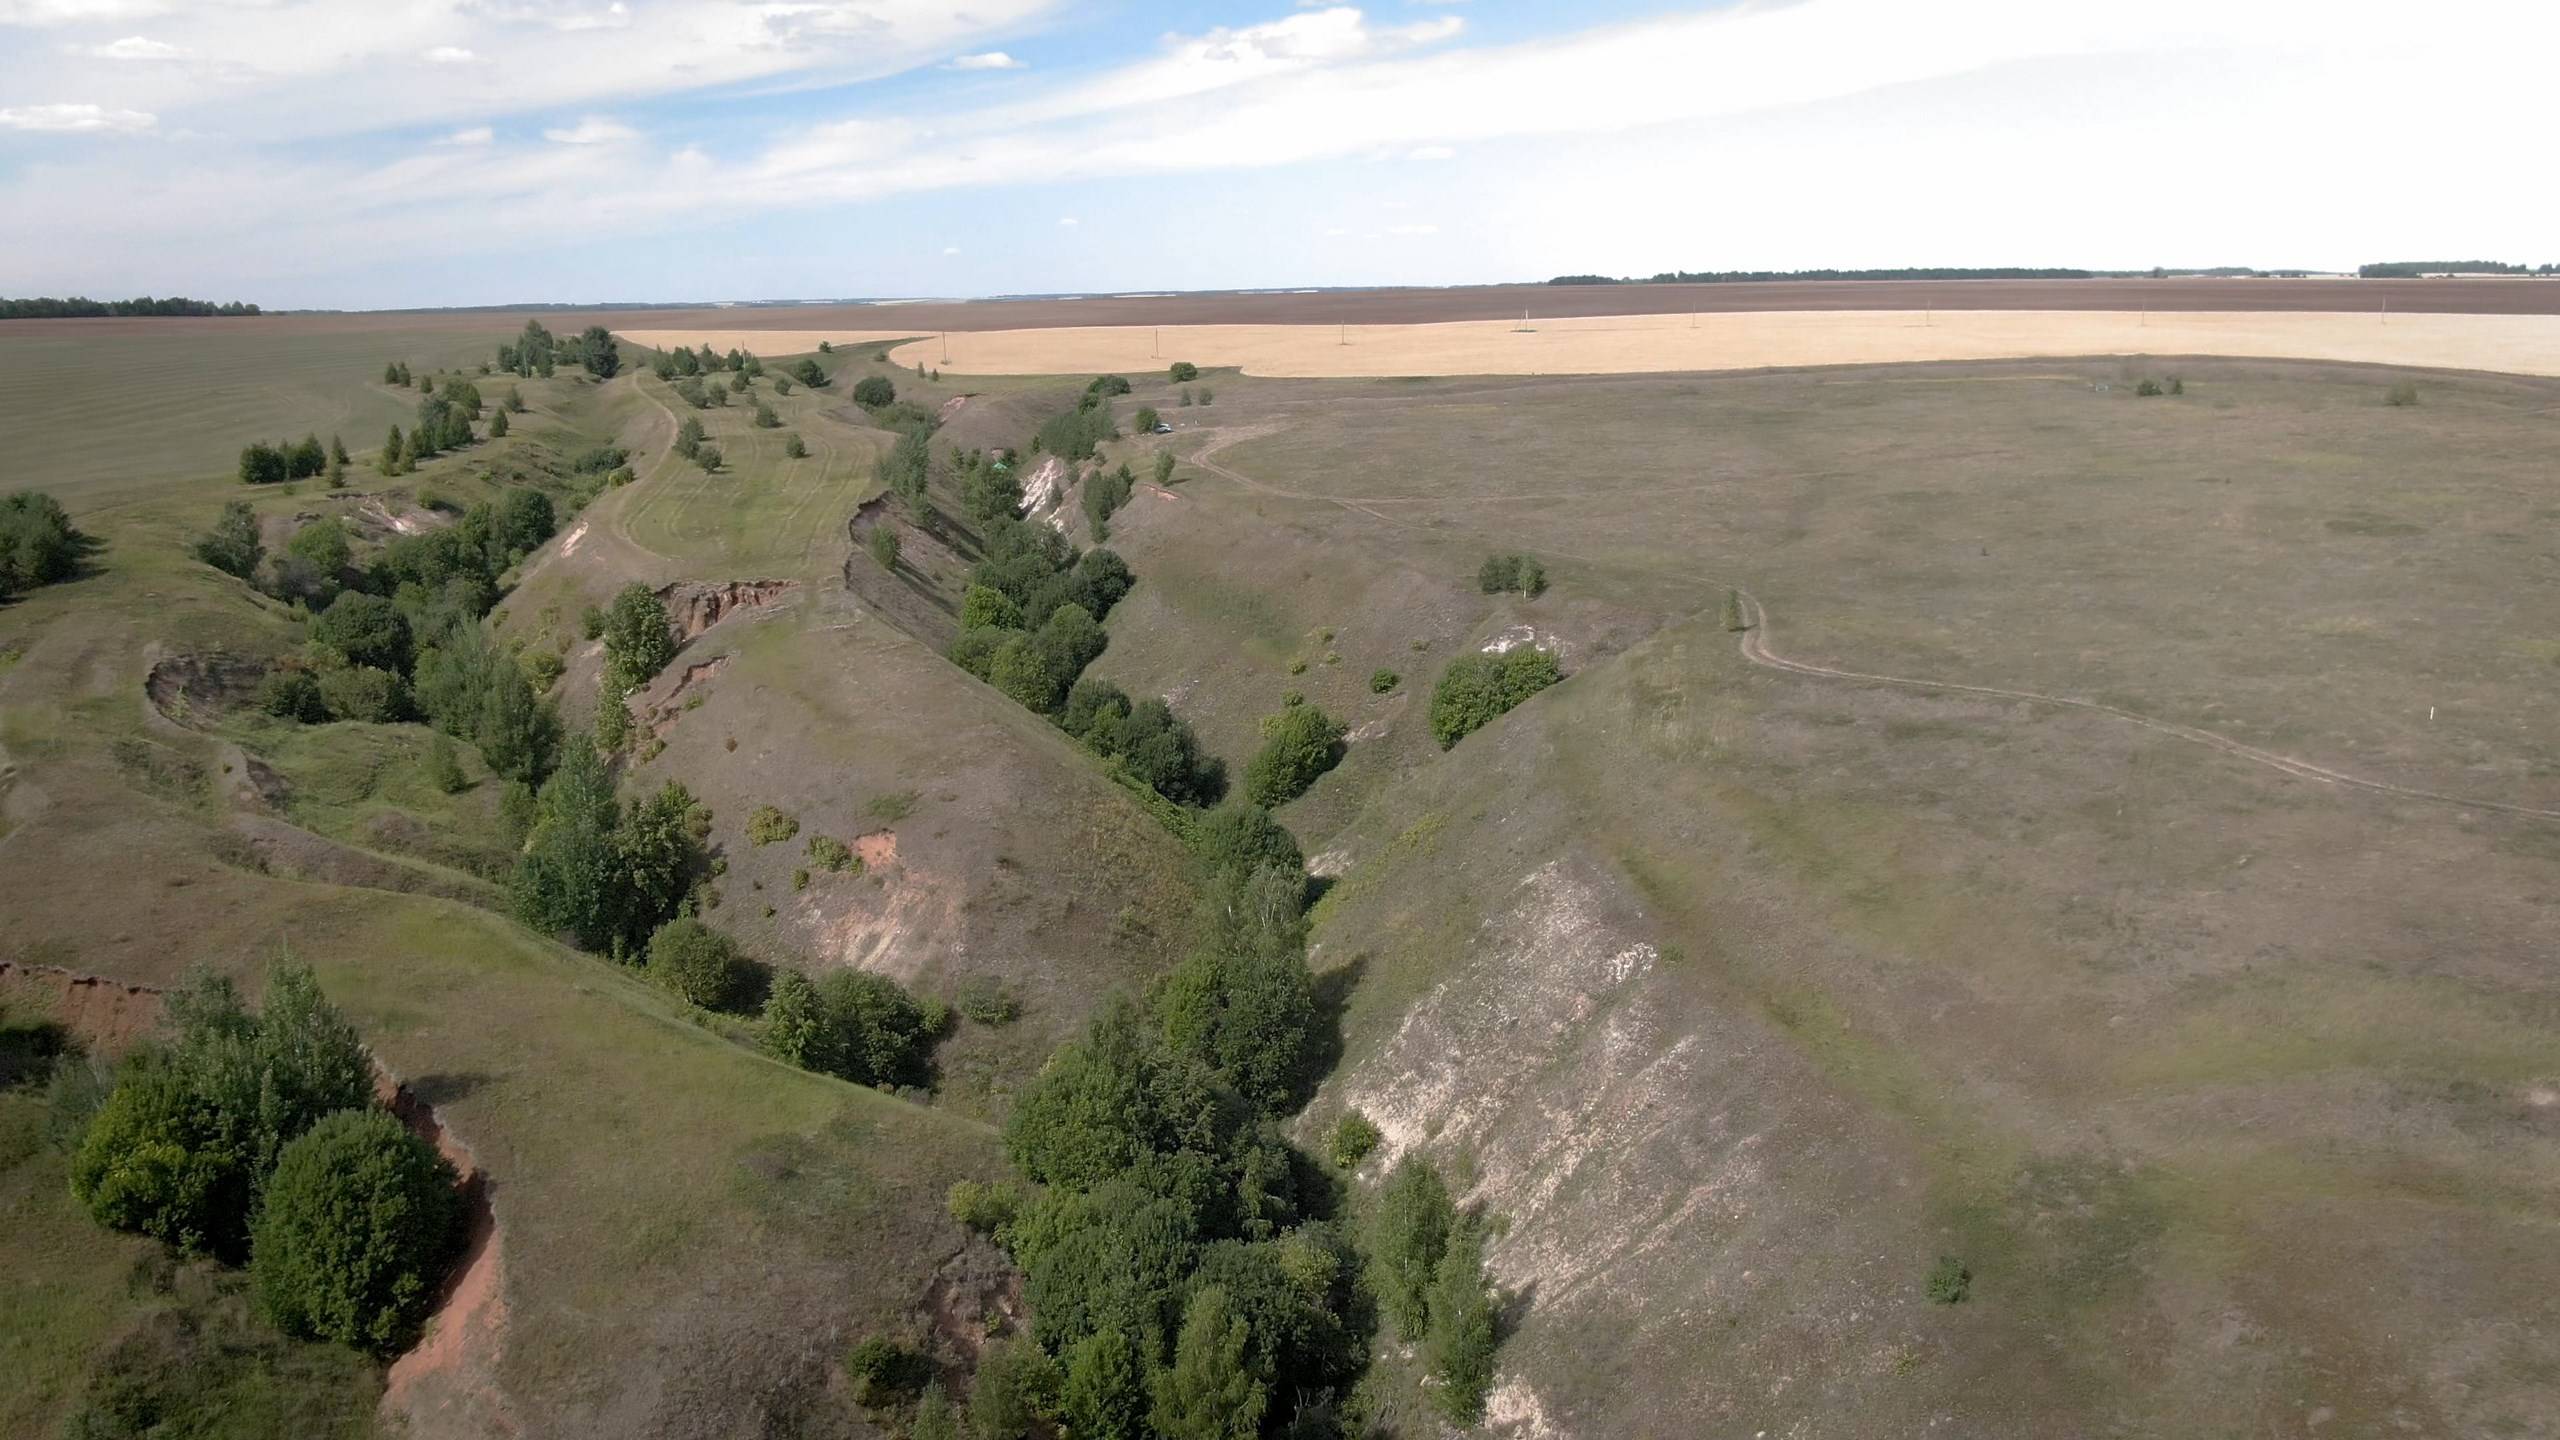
top-left (1, 0), bottom-right (2554, 310)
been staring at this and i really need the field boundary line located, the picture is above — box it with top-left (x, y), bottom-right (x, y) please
top-left (1734, 591), bottom-right (2560, 822)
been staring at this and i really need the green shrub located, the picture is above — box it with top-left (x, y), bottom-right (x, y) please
top-left (1423, 1220), bottom-right (1498, 1423)
top-left (1329, 1111), bottom-right (1381, 1170)
top-left (1927, 1254), bottom-right (1971, 1303)
top-left (1476, 552), bottom-right (1547, 598)
top-left (1429, 646), bottom-right (1561, 749)
top-left (1196, 386), bottom-right (1213, 406)
top-left (866, 789), bottom-right (919, 822)
top-left (962, 583), bottom-right (1023, 631)
top-left (1364, 668), bottom-right (1398, 694)
top-left (694, 444), bottom-right (723, 473)
top-left (257, 668), bottom-right (328, 723)
top-left (600, 583), bottom-right (675, 695)
top-left (193, 501), bottom-right (264, 581)
top-left (2385, 380), bottom-right (2420, 407)
top-left (316, 665), bottom-right (409, 723)
top-left (2134, 378), bottom-right (2163, 397)
top-left (422, 733), bottom-right (466, 793)
top-left (645, 918), bottom-right (746, 1009)
top-left (806, 834), bottom-right (858, 873)
top-left (760, 971), bottom-right (826, 1068)
top-left (948, 1178), bottom-right (1021, 1233)
top-left (310, 591), bottom-right (412, 673)
top-left (1368, 1154), bottom-right (1454, 1341)
top-left (251, 1108), bottom-right (464, 1353)
top-left (753, 403), bottom-right (781, 429)
top-left (869, 526), bottom-right (901, 570)
top-left (1168, 361), bottom-right (1199, 382)
top-left (1191, 804), bottom-right (1302, 883)
top-left (852, 375), bottom-right (896, 407)
top-left (784, 433), bottom-right (807, 458)
top-left (746, 805), bottom-right (799, 845)
top-left (1720, 587), bottom-right (1747, 632)
top-left (956, 975), bottom-right (1021, 1026)
top-left (1242, 702), bottom-right (1344, 807)
top-left (845, 1335), bottom-right (932, 1408)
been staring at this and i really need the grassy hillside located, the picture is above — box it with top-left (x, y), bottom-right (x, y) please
top-left (0, 341), bottom-right (1035, 1437)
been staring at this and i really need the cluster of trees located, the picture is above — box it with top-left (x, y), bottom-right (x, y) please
top-left (1429, 647), bottom-right (1562, 749)
top-left (652, 343), bottom-right (766, 383)
top-left (790, 357), bottom-right (830, 388)
top-left (1242, 700), bottom-right (1345, 809)
top-left (219, 490), bottom-right (565, 766)
top-left (66, 964), bottom-right (464, 1354)
top-left (382, 361), bottom-right (416, 387)
top-left (1476, 552), bottom-right (1547, 599)
top-left (759, 967), bottom-right (943, 1089)
top-left (853, 375), bottom-right (896, 408)
top-left (1056, 676), bottom-right (1228, 808)
top-left (0, 490), bottom-right (86, 601)
top-left (1366, 1156), bottom-right (1500, 1423)
top-left (496, 320), bottom-right (619, 379)
top-left (508, 733), bottom-right (708, 957)
top-left (931, 413), bottom-right (1224, 810)
top-left (379, 380), bottom-right (483, 476)
top-left (1, 295), bottom-right (258, 319)
top-left (238, 434), bottom-right (341, 486)
top-left (1037, 386), bottom-right (1118, 462)
top-left (883, 797), bottom-right (1506, 1435)
top-left (1081, 463), bottom-right (1133, 540)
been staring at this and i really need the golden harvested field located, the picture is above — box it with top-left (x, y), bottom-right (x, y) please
top-left (626, 309), bottom-right (2560, 379)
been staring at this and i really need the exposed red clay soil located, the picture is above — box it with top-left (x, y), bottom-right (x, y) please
top-left (854, 829), bottom-right (897, 869)
top-left (646, 657), bottom-right (727, 739)
top-left (936, 393), bottom-right (976, 421)
top-left (658, 580), bottom-right (794, 644)
top-left (378, 1071), bottom-right (518, 1439)
top-left (0, 961), bottom-right (164, 1054)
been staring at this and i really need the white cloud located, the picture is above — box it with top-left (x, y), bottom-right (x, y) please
top-left (1406, 144), bottom-right (1453, 160)
top-left (81, 34), bottom-right (181, 59)
top-left (1387, 222), bottom-right (1438, 236)
top-left (1322, 226), bottom-right (1351, 237)
top-left (941, 245), bottom-right (961, 255)
top-left (948, 51), bottom-right (1025, 70)
top-left (1057, 215), bottom-right (1078, 226)
top-left (439, 125), bottom-right (495, 145)
top-left (0, 0), bottom-right (169, 21)
top-left (543, 116), bottom-right (638, 145)
top-left (424, 45), bottom-right (478, 64)
top-left (0, 101), bottom-right (155, 132)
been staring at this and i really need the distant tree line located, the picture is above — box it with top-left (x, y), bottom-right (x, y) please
top-left (1, 295), bottom-right (260, 319)
top-left (1550, 267), bottom-right (2099, 285)
top-left (2358, 260), bottom-right (2559, 277)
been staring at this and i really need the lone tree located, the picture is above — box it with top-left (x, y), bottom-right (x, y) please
top-left (869, 526), bottom-right (901, 571)
top-left (579, 325), bottom-right (620, 379)
top-left (1720, 587), bottom-right (1747, 632)
top-left (251, 1108), bottom-right (465, 1353)
top-left (851, 375), bottom-right (895, 407)
top-left (601, 583), bottom-right (677, 694)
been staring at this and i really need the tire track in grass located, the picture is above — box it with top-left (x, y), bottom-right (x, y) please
top-left (1732, 590), bottom-right (2560, 822)
top-left (1190, 416), bottom-right (2560, 824)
